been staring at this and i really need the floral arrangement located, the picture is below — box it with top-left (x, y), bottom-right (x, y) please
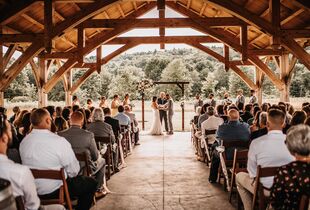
top-left (136, 79), bottom-right (154, 93)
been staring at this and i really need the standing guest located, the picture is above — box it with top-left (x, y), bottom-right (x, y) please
top-left (114, 105), bottom-right (131, 128)
top-left (111, 94), bottom-right (120, 117)
top-left (72, 95), bottom-right (80, 106)
top-left (0, 114), bottom-right (65, 210)
top-left (87, 99), bottom-right (94, 111)
top-left (9, 106), bottom-right (20, 123)
top-left (236, 109), bottom-right (294, 210)
top-left (223, 92), bottom-right (232, 105)
top-left (99, 96), bottom-right (108, 109)
top-left (236, 89), bottom-right (245, 111)
top-left (20, 108), bottom-right (97, 210)
top-left (88, 108), bottom-right (119, 173)
top-left (250, 112), bottom-right (268, 140)
top-left (124, 105), bottom-right (140, 145)
top-left (123, 93), bottom-right (131, 106)
top-left (194, 94), bottom-right (204, 112)
top-left (104, 108), bottom-right (121, 138)
top-left (270, 124), bottom-right (310, 210)
top-left (249, 90), bottom-right (257, 104)
top-left (59, 111), bottom-right (107, 198)
top-left (208, 93), bottom-right (216, 108)
top-left (241, 104), bottom-right (253, 123)
top-left (209, 109), bottom-right (250, 183)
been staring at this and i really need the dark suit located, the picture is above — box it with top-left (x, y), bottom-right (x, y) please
top-left (104, 116), bottom-right (120, 138)
top-left (58, 126), bottom-right (105, 190)
top-left (157, 98), bottom-right (168, 132)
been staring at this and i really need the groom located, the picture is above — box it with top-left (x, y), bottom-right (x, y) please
top-left (157, 92), bottom-right (169, 133)
top-left (165, 94), bottom-right (174, 135)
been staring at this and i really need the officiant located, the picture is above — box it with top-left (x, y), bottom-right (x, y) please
top-left (157, 92), bottom-right (169, 132)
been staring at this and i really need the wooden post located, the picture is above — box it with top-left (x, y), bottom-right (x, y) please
top-left (96, 46), bottom-right (102, 73)
top-left (65, 69), bottom-right (72, 106)
top-left (270, 0), bottom-right (281, 50)
top-left (77, 27), bottom-right (85, 63)
top-left (279, 54), bottom-right (290, 102)
top-left (0, 26), bottom-right (4, 107)
top-left (224, 45), bottom-right (229, 71)
top-left (38, 58), bottom-right (48, 107)
top-left (141, 93), bottom-right (145, 130)
top-left (240, 25), bottom-right (248, 61)
top-left (182, 83), bottom-right (185, 131)
top-left (159, 10), bottom-right (165, 50)
top-left (44, 0), bottom-right (53, 53)
top-left (255, 67), bottom-right (263, 105)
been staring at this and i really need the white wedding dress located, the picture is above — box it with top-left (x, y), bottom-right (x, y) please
top-left (149, 106), bottom-right (163, 135)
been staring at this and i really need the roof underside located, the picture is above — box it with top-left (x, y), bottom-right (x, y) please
top-left (1, 0), bottom-right (309, 53)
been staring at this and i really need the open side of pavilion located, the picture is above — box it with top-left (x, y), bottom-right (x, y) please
top-left (0, 0), bottom-right (309, 107)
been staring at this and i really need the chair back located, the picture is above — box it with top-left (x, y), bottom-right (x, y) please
top-left (251, 165), bottom-right (279, 210)
top-left (15, 196), bottom-right (24, 210)
top-left (75, 152), bottom-right (91, 176)
top-left (31, 168), bottom-right (72, 210)
top-left (95, 136), bottom-right (111, 144)
top-left (222, 140), bottom-right (249, 165)
top-left (205, 129), bottom-right (216, 135)
top-left (299, 195), bottom-right (309, 210)
top-left (231, 149), bottom-right (248, 172)
top-left (0, 178), bottom-right (16, 210)
top-left (120, 125), bottom-right (128, 133)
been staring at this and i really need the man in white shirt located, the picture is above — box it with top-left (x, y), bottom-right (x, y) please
top-left (20, 108), bottom-right (97, 210)
top-left (114, 105), bottom-right (131, 128)
top-left (201, 106), bottom-right (223, 144)
top-left (236, 108), bottom-right (294, 210)
top-left (124, 105), bottom-right (140, 145)
top-left (0, 114), bottom-right (64, 210)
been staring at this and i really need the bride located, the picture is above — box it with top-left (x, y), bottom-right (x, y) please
top-left (149, 96), bottom-right (163, 135)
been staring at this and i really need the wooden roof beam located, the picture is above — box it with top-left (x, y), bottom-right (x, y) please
top-left (159, 9), bottom-right (165, 49)
top-left (117, 4), bottom-right (126, 17)
top-left (240, 25), bottom-right (248, 61)
top-left (3, 44), bottom-right (17, 68)
top-left (29, 59), bottom-right (41, 88)
top-left (199, 2), bottom-right (207, 16)
top-left (270, 0), bottom-right (281, 50)
top-left (78, 17), bottom-right (246, 28)
top-left (224, 45), bottom-right (229, 71)
top-left (0, 34), bottom-right (43, 44)
top-left (44, 0), bottom-right (53, 53)
top-left (96, 46), bottom-right (102, 73)
top-left (280, 9), bottom-right (304, 25)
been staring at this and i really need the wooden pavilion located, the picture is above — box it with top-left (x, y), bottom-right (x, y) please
top-left (0, 0), bottom-right (309, 107)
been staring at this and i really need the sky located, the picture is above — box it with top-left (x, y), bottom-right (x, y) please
top-left (4, 7), bottom-right (220, 60)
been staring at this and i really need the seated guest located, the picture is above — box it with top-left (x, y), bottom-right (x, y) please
top-left (17, 112), bottom-right (31, 141)
top-left (72, 104), bottom-right (80, 112)
top-left (250, 112), bottom-right (268, 140)
top-left (249, 110), bottom-right (262, 132)
top-left (9, 106), bottom-right (20, 123)
top-left (13, 110), bottom-right (28, 129)
top-left (85, 109), bottom-right (92, 124)
top-left (270, 124), bottom-right (310, 210)
top-left (302, 105), bottom-right (310, 118)
top-left (209, 109), bottom-right (250, 183)
top-left (201, 106), bottom-right (223, 145)
top-left (241, 104), bottom-right (253, 123)
top-left (247, 106), bottom-right (261, 126)
top-left (87, 99), bottom-right (94, 111)
top-left (236, 109), bottom-right (294, 210)
top-left (45, 106), bottom-right (57, 133)
top-left (104, 108), bottom-right (120, 138)
top-left (20, 108), bottom-right (97, 210)
top-left (216, 105), bottom-right (225, 117)
top-left (193, 106), bottom-right (202, 126)
top-left (61, 107), bottom-right (71, 122)
top-left (124, 105), bottom-right (140, 145)
top-left (0, 114), bottom-right (65, 210)
top-left (59, 111), bottom-right (107, 198)
top-left (87, 108), bottom-right (119, 172)
top-left (261, 102), bottom-right (270, 112)
top-left (55, 107), bottom-right (68, 132)
top-left (194, 94), bottom-right (203, 112)
top-left (114, 105), bottom-right (131, 128)
top-left (290, 110), bottom-right (307, 126)
top-left (197, 103), bottom-right (210, 129)
top-left (305, 117), bottom-right (310, 126)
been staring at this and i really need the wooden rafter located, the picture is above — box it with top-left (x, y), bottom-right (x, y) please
top-left (224, 45), bottom-right (229, 71)
top-left (96, 46), bottom-right (102, 73)
top-left (281, 8), bottom-right (304, 25)
top-left (117, 4), bottom-right (126, 17)
top-left (199, 2), bottom-right (207, 16)
top-left (29, 59), bottom-right (41, 88)
top-left (3, 44), bottom-right (17, 68)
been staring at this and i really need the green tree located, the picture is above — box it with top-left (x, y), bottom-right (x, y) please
top-left (144, 58), bottom-right (170, 81)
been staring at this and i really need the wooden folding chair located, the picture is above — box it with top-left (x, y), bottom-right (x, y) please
top-left (75, 152), bottom-right (91, 177)
top-left (31, 168), bottom-right (73, 210)
top-left (251, 165), bottom-right (279, 210)
top-left (15, 196), bottom-right (25, 210)
top-left (218, 140), bottom-right (249, 191)
top-left (203, 129), bottom-right (217, 166)
top-left (229, 149), bottom-right (248, 203)
top-left (299, 195), bottom-right (309, 210)
top-left (120, 125), bottom-right (130, 157)
top-left (95, 136), bottom-right (114, 179)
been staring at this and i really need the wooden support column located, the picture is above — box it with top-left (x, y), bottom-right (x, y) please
top-left (96, 46), bottom-right (102, 73)
top-left (44, 0), bottom-right (53, 53)
top-left (65, 69), bottom-right (72, 106)
top-left (224, 45), bottom-right (229, 71)
top-left (181, 83), bottom-right (185, 131)
top-left (255, 67), bottom-right (264, 105)
top-left (77, 27), bottom-right (85, 63)
top-left (159, 10), bottom-right (165, 50)
top-left (38, 58), bottom-right (48, 107)
top-left (0, 26), bottom-right (4, 107)
top-left (279, 54), bottom-right (290, 102)
top-left (270, 0), bottom-right (281, 49)
top-left (240, 25), bottom-right (248, 61)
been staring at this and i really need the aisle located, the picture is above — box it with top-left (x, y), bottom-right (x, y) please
top-left (94, 132), bottom-right (235, 210)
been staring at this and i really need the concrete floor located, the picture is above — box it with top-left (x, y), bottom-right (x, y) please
top-left (93, 132), bottom-right (236, 210)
